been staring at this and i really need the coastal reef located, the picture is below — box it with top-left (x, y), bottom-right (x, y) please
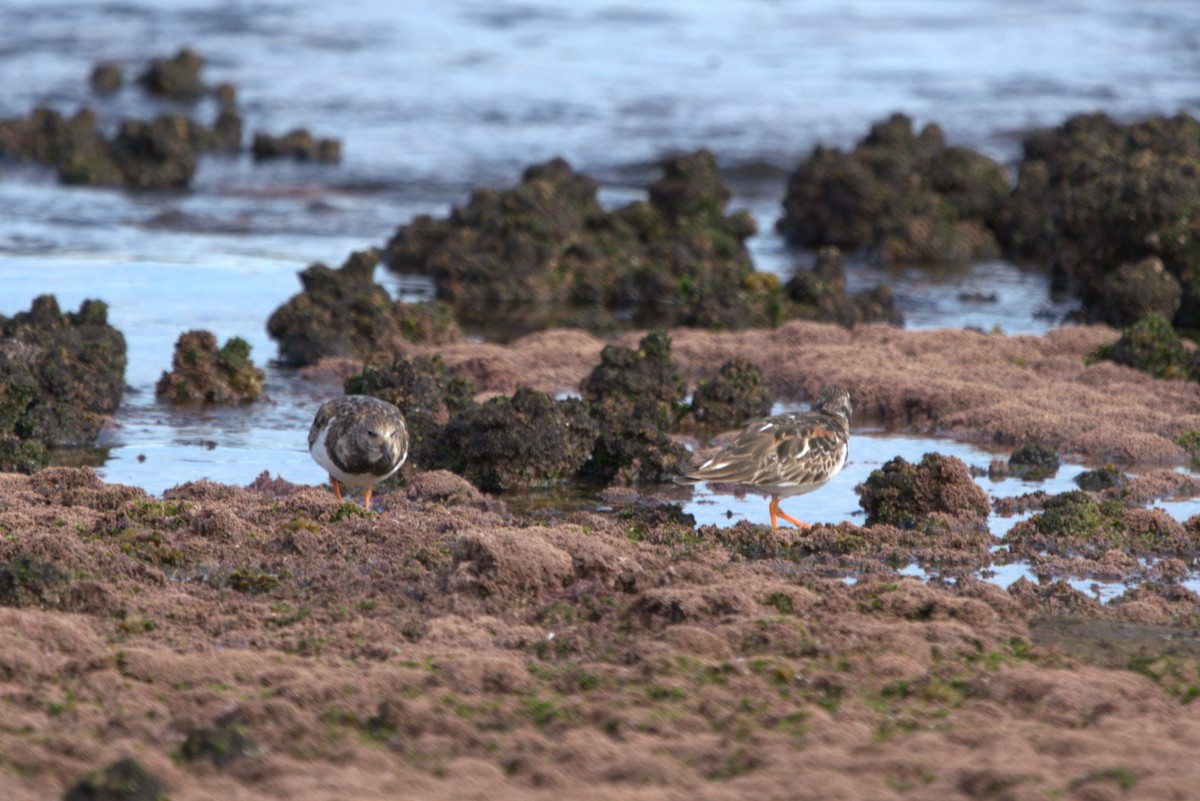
top-left (1, 465), bottom-right (1199, 800)
top-left (383, 151), bottom-right (899, 336)
top-left (776, 113), bottom-right (1009, 263)
top-left (155, 330), bottom-right (265, 405)
top-left (267, 250), bottom-right (461, 367)
top-left (0, 296), bottom-right (125, 472)
top-left (0, 47), bottom-right (340, 188)
top-left (1001, 112), bottom-right (1200, 326)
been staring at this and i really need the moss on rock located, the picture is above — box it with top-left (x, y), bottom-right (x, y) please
top-left (0, 295), bottom-right (125, 458)
top-left (1007, 443), bottom-right (1060, 481)
top-left (155, 330), bottom-right (265, 405)
top-left (777, 113), bottom-right (1008, 263)
top-left (857, 452), bottom-right (991, 528)
top-left (424, 387), bottom-right (599, 491)
top-left (580, 329), bottom-right (685, 409)
top-left (1000, 112), bottom-right (1200, 325)
top-left (1095, 313), bottom-right (1191, 380)
top-left (383, 151), bottom-right (894, 335)
top-left (266, 250), bottom-right (462, 366)
top-left (346, 353), bottom-right (476, 452)
top-left (689, 357), bottom-right (774, 429)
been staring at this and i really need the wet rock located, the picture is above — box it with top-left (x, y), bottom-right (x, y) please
top-left (155, 330), bottom-right (265, 405)
top-left (1001, 112), bottom-right (1200, 325)
top-left (1006, 492), bottom-right (1198, 565)
top-left (777, 113), bottom-right (1008, 263)
top-left (784, 246), bottom-right (904, 326)
top-left (383, 151), bottom-right (875, 335)
top-left (580, 330), bottom-right (685, 410)
top-left (109, 115), bottom-right (198, 189)
top-left (345, 353), bottom-right (476, 451)
top-left (688, 357), bottom-right (773, 429)
top-left (424, 387), bottom-right (598, 491)
top-left (0, 296), bottom-right (125, 458)
top-left (63, 756), bottom-right (168, 801)
top-left (0, 107), bottom-right (121, 186)
top-left (1100, 256), bottom-right (1182, 327)
top-left (207, 106), bottom-right (243, 153)
top-left (137, 46), bottom-right (207, 99)
top-left (582, 397), bottom-right (691, 485)
top-left (856, 452), bottom-right (991, 528)
top-left (0, 106), bottom-right (199, 189)
top-left (252, 128), bottom-right (341, 162)
top-left (1095, 313), bottom-right (1191, 380)
top-left (577, 330), bottom-right (690, 483)
top-left (1074, 466), bottom-right (1128, 492)
top-left (266, 250), bottom-right (462, 366)
top-left (1007, 443), bottom-right (1060, 480)
top-left (90, 61), bottom-right (123, 94)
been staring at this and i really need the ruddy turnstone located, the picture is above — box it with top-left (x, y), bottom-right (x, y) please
top-left (308, 395), bottom-right (409, 509)
top-left (685, 385), bottom-right (851, 530)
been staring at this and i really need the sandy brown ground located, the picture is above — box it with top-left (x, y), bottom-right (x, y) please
top-left (4, 322), bottom-right (1200, 800)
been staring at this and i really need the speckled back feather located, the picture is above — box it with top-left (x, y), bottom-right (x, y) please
top-left (686, 386), bottom-right (851, 494)
top-left (309, 395), bottom-right (409, 482)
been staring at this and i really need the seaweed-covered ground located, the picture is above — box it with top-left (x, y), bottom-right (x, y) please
top-left (3, 322), bottom-right (1200, 800)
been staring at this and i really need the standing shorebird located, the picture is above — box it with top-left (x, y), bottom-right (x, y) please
top-left (308, 395), bottom-right (409, 509)
top-left (684, 385), bottom-right (851, 530)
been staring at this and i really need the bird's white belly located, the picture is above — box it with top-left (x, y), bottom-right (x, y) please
top-left (310, 423), bottom-right (403, 488)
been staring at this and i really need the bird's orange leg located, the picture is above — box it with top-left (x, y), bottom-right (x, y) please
top-left (363, 487), bottom-right (373, 511)
top-left (769, 497), bottom-right (810, 531)
top-left (331, 477), bottom-right (343, 501)
top-left (768, 497), bottom-right (779, 529)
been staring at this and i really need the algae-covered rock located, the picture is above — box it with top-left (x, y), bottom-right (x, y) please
top-left (424, 387), bottom-right (598, 491)
top-left (251, 128), bottom-right (341, 162)
top-left (857, 452), bottom-right (991, 528)
top-left (1074, 466), bottom-right (1127, 492)
top-left (1100, 256), bottom-right (1182, 327)
top-left (266, 250), bottom-right (462, 366)
top-left (0, 106), bottom-right (197, 189)
top-left (1007, 443), bottom-right (1060, 481)
top-left (63, 756), bottom-right (168, 801)
top-left (383, 151), bottom-right (888, 335)
top-left (581, 397), bottom-right (690, 484)
top-left (0, 295), bottom-right (125, 459)
top-left (90, 61), bottom-right (123, 94)
top-left (1001, 112), bottom-right (1200, 325)
top-left (108, 115), bottom-right (198, 190)
top-left (689, 357), bottom-right (774, 429)
top-left (577, 330), bottom-right (690, 483)
top-left (345, 353), bottom-right (476, 451)
top-left (1096, 313), bottom-right (1191, 380)
top-left (784, 246), bottom-right (903, 326)
top-left (777, 113), bottom-right (1009, 263)
top-left (1004, 491), bottom-right (1191, 559)
top-left (137, 46), bottom-right (207, 99)
top-left (580, 329), bottom-right (686, 409)
top-left (155, 330), bottom-right (265, 405)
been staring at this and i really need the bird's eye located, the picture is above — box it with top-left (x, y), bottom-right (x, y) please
top-left (368, 430), bottom-right (381, 438)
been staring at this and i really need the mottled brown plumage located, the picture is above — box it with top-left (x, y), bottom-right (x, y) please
top-left (685, 386), bottom-right (851, 529)
top-left (309, 395), bottom-right (408, 509)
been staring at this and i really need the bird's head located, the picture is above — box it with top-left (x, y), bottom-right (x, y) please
top-left (815, 385), bottom-right (852, 422)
